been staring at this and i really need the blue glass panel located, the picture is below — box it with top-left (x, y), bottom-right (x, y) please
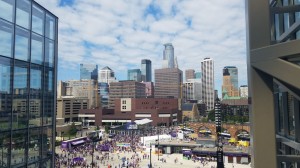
top-left (0, 57), bottom-right (12, 131)
top-left (15, 26), bottom-right (30, 61)
top-left (32, 5), bottom-right (44, 35)
top-left (16, 0), bottom-right (31, 29)
top-left (0, 19), bottom-right (13, 57)
top-left (45, 14), bottom-right (55, 40)
top-left (31, 33), bottom-right (43, 64)
top-left (45, 39), bottom-right (54, 67)
top-left (0, 0), bottom-right (14, 22)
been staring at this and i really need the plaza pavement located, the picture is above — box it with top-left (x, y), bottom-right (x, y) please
top-left (56, 146), bottom-right (251, 168)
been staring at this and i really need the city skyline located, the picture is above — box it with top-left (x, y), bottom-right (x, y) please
top-left (35, 0), bottom-right (247, 94)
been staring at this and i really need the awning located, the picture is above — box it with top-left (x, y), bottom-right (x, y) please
top-left (71, 140), bottom-right (85, 146)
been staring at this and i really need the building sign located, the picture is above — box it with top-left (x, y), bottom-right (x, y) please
top-left (126, 122), bottom-right (138, 130)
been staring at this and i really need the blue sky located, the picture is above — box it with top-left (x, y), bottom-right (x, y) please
top-left (36, 0), bottom-right (247, 93)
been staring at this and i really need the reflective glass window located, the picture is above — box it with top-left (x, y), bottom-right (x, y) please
top-left (0, 19), bottom-right (13, 57)
top-left (42, 126), bottom-right (52, 159)
top-left (28, 128), bottom-right (41, 164)
top-left (13, 61), bottom-right (28, 94)
top-left (30, 65), bottom-right (42, 127)
top-left (0, 0), bottom-right (14, 22)
top-left (16, 0), bottom-right (31, 29)
top-left (277, 92), bottom-right (285, 134)
top-left (45, 14), bottom-right (55, 40)
top-left (0, 131), bottom-right (11, 167)
top-left (45, 39), bottom-right (54, 67)
top-left (30, 65), bottom-right (42, 90)
top-left (32, 5), bottom-right (44, 35)
top-left (0, 57), bottom-right (11, 94)
top-left (31, 33), bottom-right (44, 64)
top-left (287, 93), bottom-right (295, 138)
top-left (11, 130), bottom-right (27, 166)
top-left (43, 68), bottom-right (53, 126)
top-left (0, 57), bottom-right (12, 131)
top-left (15, 26), bottom-right (30, 61)
top-left (13, 61), bottom-right (28, 130)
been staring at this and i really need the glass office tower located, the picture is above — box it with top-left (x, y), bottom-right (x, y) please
top-left (127, 69), bottom-right (142, 82)
top-left (0, 0), bottom-right (58, 167)
top-left (80, 63), bottom-right (98, 81)
top-left (141, 59), bottom-right (151, 82)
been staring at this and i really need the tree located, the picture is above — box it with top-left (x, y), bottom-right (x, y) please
top-left (68, 122), bottom-right (77, 136)
top-left (207, 110), bottom-right (215, 122)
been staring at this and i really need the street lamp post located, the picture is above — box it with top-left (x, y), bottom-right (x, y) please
top-left (157, 127), bottom-right (159, 161)
top-left (150, 143), bottom-right (152, 168)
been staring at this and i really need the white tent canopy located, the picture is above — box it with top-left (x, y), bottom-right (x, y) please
top-left (134, 118), bottom-right (152, 125)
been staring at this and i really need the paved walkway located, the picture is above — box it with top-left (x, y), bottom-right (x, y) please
top-left (56, 147), bottom-right (251, 168)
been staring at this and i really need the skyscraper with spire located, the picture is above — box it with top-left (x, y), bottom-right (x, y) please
top-left (162, 43), bottom-right (175, 68)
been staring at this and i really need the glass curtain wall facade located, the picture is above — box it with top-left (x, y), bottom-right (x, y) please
top-left (0, 0), bottom-right (58, 167)
top-left (141, 59), bottom-right (151, 82)
top-left (247, 0), bottom-right (300, 167)
top-left (162, 43), bottom-right (175, 68)
top-left (127, 69), bottom-right (142, 82)
top-left (80, 63), bottom-right (98, 81)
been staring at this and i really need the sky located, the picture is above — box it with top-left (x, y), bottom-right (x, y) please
top-left (36, 0), bottom-right (247, 94)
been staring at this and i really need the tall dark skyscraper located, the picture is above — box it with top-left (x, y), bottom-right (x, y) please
top-left (80, 63), bottom-right (98, 81)
top-left (141, 59), bottom-right (152, 82)
top-left (0, 0), bottom-right (58, 167)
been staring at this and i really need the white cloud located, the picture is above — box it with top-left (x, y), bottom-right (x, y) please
top-left (36, 0), bottom-right (248, 92)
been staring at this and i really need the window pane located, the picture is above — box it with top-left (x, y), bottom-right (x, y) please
top-left (16, 0), bottom-right (31, 29)
top-left (30, 65), bottom-right (42, 127)
top-left (0, 19), bottom-right (13, 57)
top-left (0, 0), bottom-right (14, 22)
top-left (277, 92), bottom-right (284, 134)
top-left (11, 130), bottom-right (27, 166)
top-left (45, 39), bottom-right (54, 67)
top-left (31, 33), bottom-right (44, 64)
top-left (13, 61), bottom-right (28, 94)
top-left (42, 126), bottom-right (53, 159)
top-left (0, 57), bottom-right (11, 94)
top-left (13, 61), bottom-right (28, 129)
top-left (15, 26), bottom-right (30, 61)
top-left (284, 13), bottom-right (289, 32)
top-left (32, 5), bottom-right (44, 35)
top-left (287, 93), bottom-right (295, 138)
top-left (0, 131), bottom-right (11, 167)
top-left (45, 14), bottom-right (55, 40)
top-left (0, 57), bottom-right (12, 131)
top-left (28, 128), bottom-right (41, 164)
top-left (43, 68), bottom-right (53, 126)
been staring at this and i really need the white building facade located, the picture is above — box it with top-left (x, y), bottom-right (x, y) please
top-left (201, 58), bottom-right (214, 110)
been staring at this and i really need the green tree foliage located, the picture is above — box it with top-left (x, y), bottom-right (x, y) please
top-left (68, 122), bottom-right (77, 136)
top-left (207, 110), bottom-right (215, 122)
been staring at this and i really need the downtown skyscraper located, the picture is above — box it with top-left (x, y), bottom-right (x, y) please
top-left (127, 69), bottom-right (142, 82)
top-left (80, 63), bottom-right (98, 81)
top-left (141, 59), bottom-right (152, 82)
top-left (98, 66), bottom-right (117, 84)
top-left (0, 0), bottom-right (58, 167)
top-left (222, 66), bottom-right (239, 98)
top-left (201, 58), bottom-right (214, 111)
top-left (162, 43), bottom-right (175, 68)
